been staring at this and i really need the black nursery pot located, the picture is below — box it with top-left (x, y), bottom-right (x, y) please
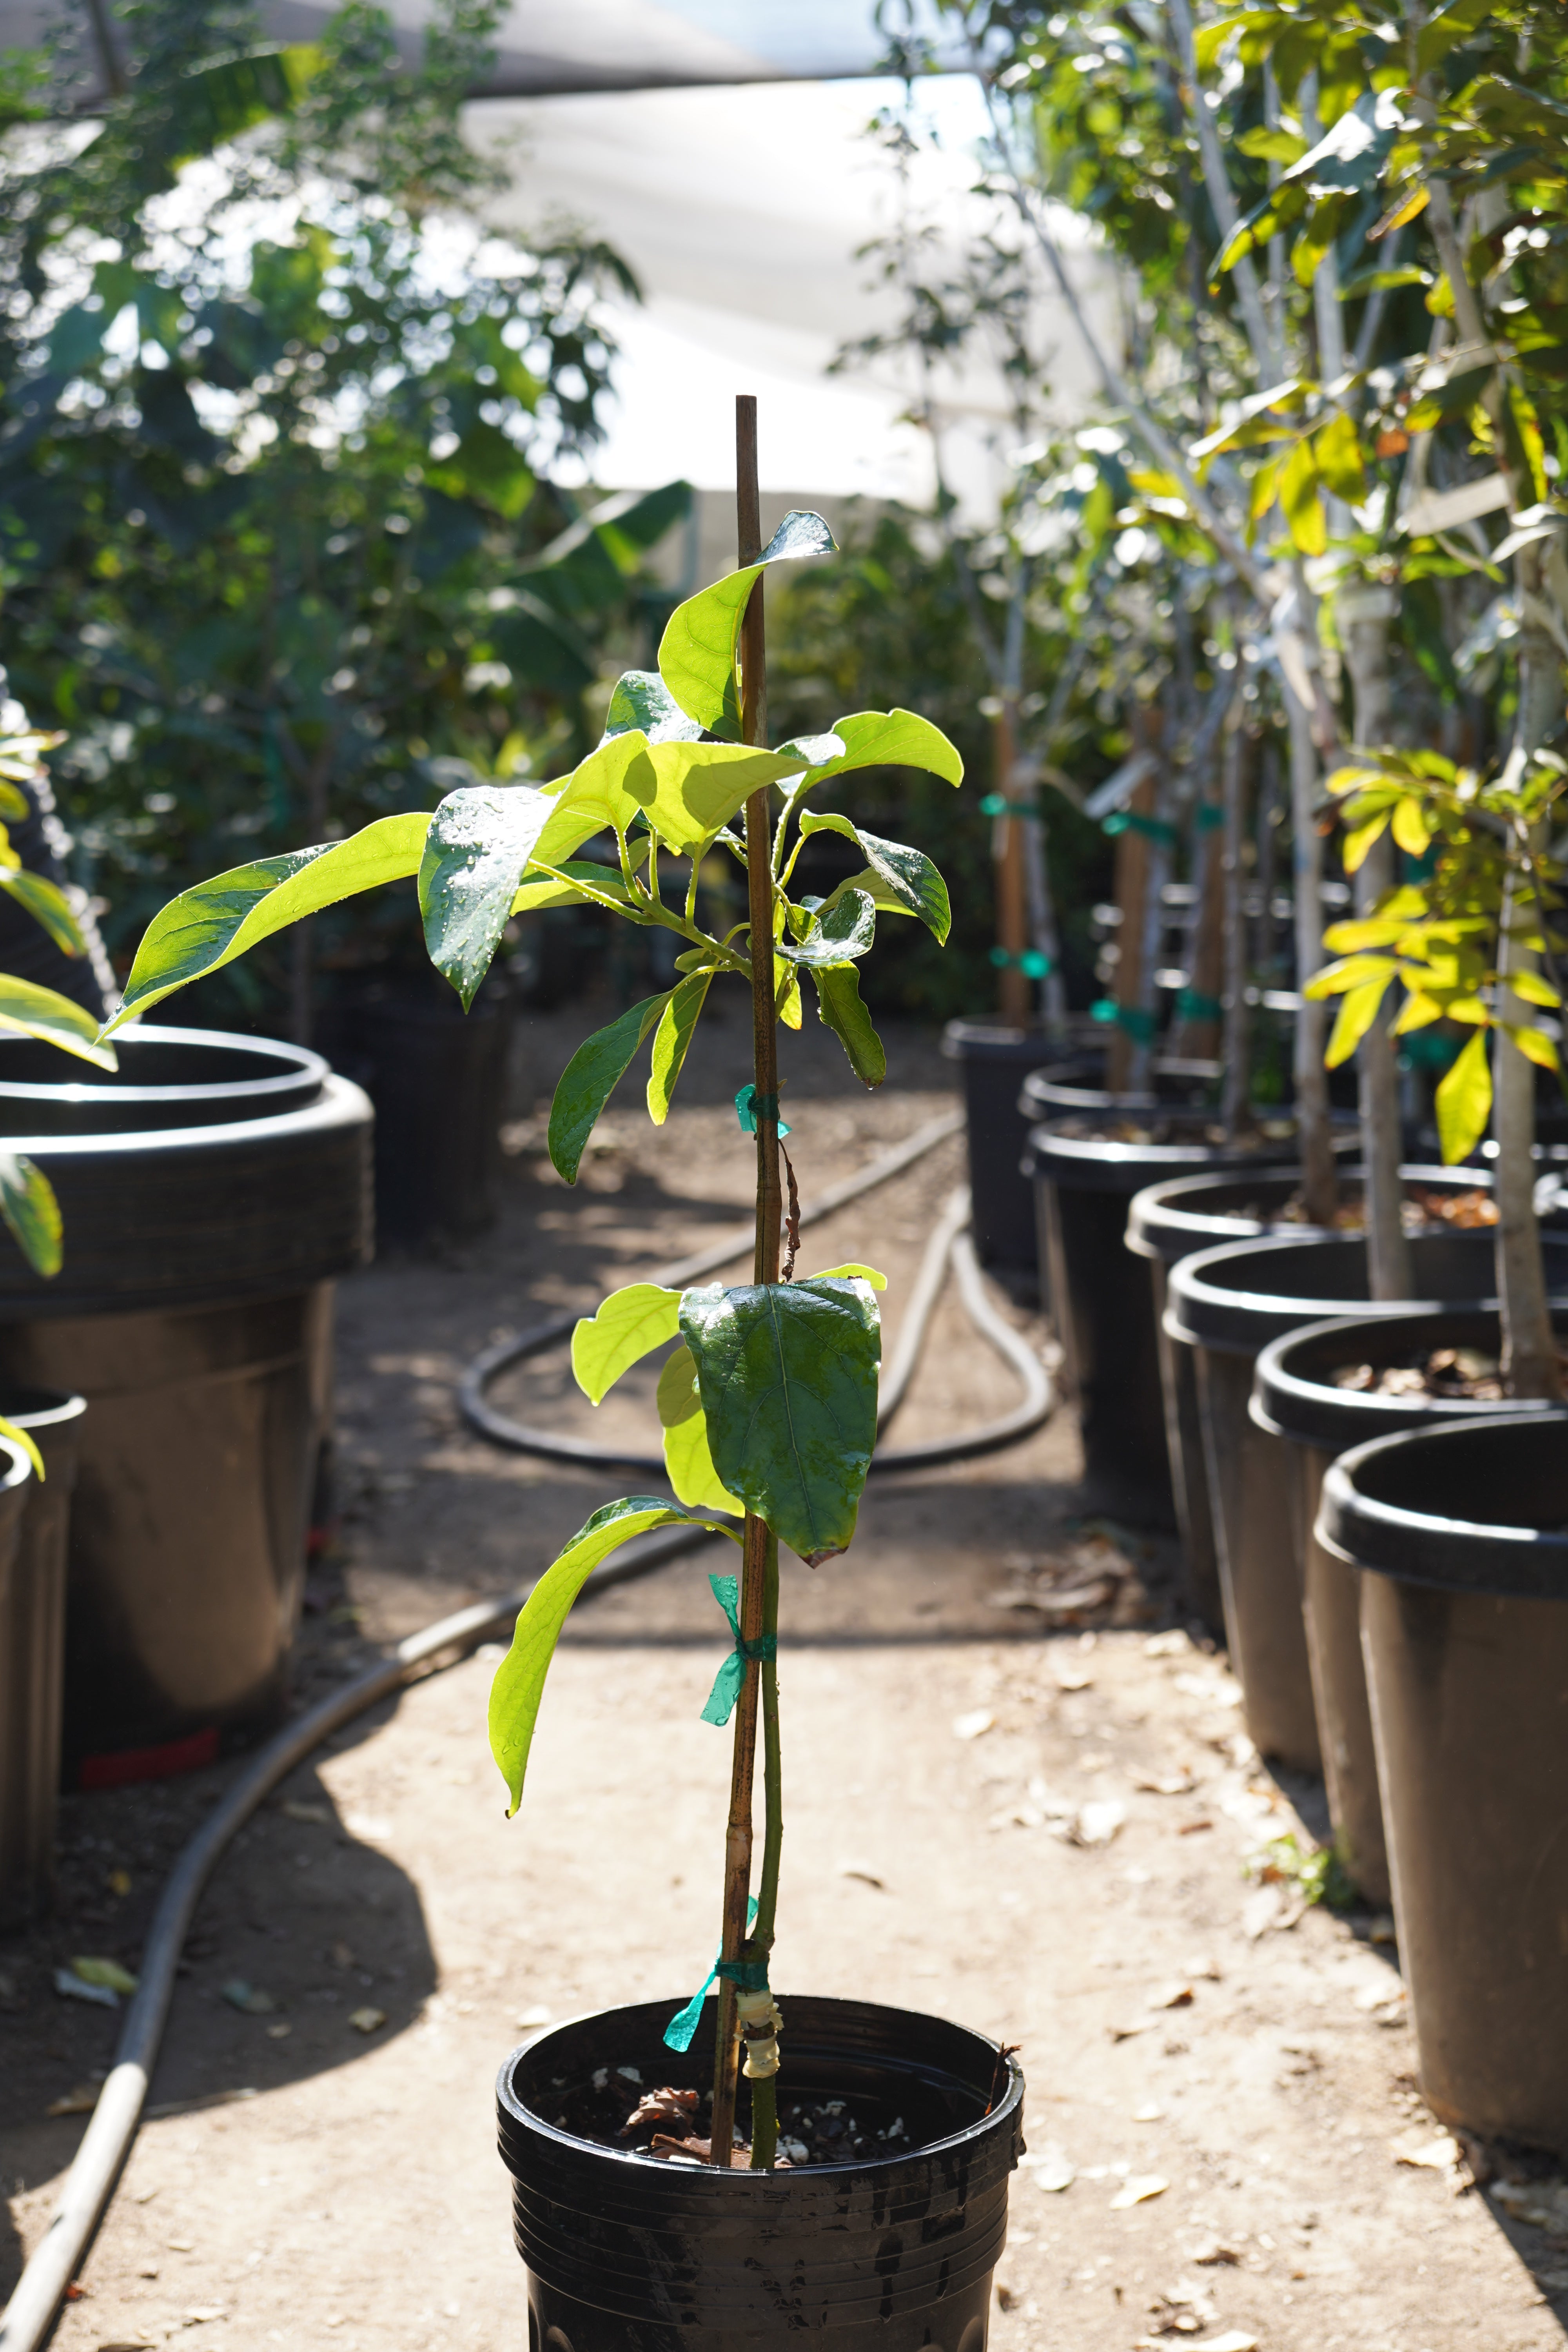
top-left (1319, 1416), bottom-right (1568, 2147)
top-left (1025, 1117), bottom-right (1299, 1527)
top-left (0, 1024), bottom-right (372, 1780)
top-left (497, 1995), bottom-right (1024, 2352)
top-left (0, 1389), bottom-right (84, 1927)
top-left (941, 1024), bottom-right (1092, 1283)
top-left (1127, 1163), bottom-right (1478, 1638)
top-left (1254, 1306), bottom-right (1568, 1908)
top-left (1165, 1230), bottom-right (1568, 1773)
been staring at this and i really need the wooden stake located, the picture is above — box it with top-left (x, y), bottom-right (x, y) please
top-left (709, 394), bottom-right (779, 2167)
top-left (992, 699), bottom-right (1029, 1026)
top-left (1107, 759), bottom-right (1155, 1094)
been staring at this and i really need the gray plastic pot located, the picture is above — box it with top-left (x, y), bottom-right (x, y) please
top-left (1129, 1165), bottom-right (1487, 1636)
top-left (497, 1994), bottom-right (1023, 2352)
top-left (1254, 1306), bottom-right (1568, 1907)
top-left (0, 1025), bottom-right (372, 1779)
top-left (1165, 1230), bottom-right (1568, 1772)
top-left (1319, 1415), bottom-right (1568, 2147)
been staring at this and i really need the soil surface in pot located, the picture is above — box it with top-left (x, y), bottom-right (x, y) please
top-left (1049, 1115), bottom-right (1299, 1148)
top-left (7, 1005), bottom-right (1568, 2352)
top-left (1332, 1342), bottom-right (1568, 1401)
top-left (541, 2060), bottom-right (920, 2167)
top-left (1216, 1181), bottom-right (1497, 1232)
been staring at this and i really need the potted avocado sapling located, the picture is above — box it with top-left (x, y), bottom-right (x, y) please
top-left (99, 401), bottom-right (1023, 2334)
top-left (1269, 746), bottom-right (1568, 2141)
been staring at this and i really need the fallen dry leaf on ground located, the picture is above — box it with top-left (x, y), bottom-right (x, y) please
top-left (952, 1709), bottom-right (995, 1740)
top-left (349, 2005), bottom-right (387, 2033)
top-left (1111, 2175), bottom-right (1169, 2209)
top-left (1019, 2143), bottom-right (1075, 2192)
top-left (1392, 2127), bottom-right (1462, 2172)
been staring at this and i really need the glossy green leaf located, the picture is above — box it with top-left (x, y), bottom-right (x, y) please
top-left (601, 670), bottom-right (704, 746)
top-left (626, 741), bottom-right (829, 857)
top-left (1279, 439), bottom-right (1327, 556)
top-left (658, 512), bottom-right (837, 735)
top-left (0, 784), bottom-right (30, 822)
top-left (488, 1497), bottom-right (741, 1812)
top-left (811, 962), bottom-right (886, 1086)
top-left (656, 1344), bottom-right (743, 1514)
top-left (788, 708), bottom-right (964, 794)
top-left (1314, 411), bottom-right (1367, 503)
top-left (0, 1151), bottom-right (60, 1279)
top-left (0, 870), bottom-right (86, 958)
top-left (802, 813), bottom-right (951, 941)
top-left (0, 978), bottom-right (117, 1068)
top-left (647, 973), bottom-right (711, 1125)
top-left (1435, 1027), bottom-right (1492, 1163)
top-left (528, 734), bottom-right (659, 869)
top-left (507, 860), bottom-right (639, 916)
top-left (547, 992), bottom-right (670, 1183)
top-left (571, 1284), bottom-right (681, 1405)
top-left (777, 889), bottom-right (876, 967)
top-left (106, 813), bottom-right (432, 1034)
top-left (1391, 797), bottom-right (1432, 857)
top-left (1325, 978), bottom-right (1391, 1067)
top-left (679, 1276), bottom-right (882, 1565)
top-left (419, 784), bottom-right (554, 1009)
top-left (807, 1262), bottom-right (887, 1289)
top-left (1343, 813), bottom-right (1390, 873)
top-left (1505, 1020), bottom-right (1559, 1071)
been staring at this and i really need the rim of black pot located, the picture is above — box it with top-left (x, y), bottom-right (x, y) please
top-left (1162, 1228), bottom-right (1568, 1357)
top-left (1125, 1161), bottom-right (1482, 1263)
top-left (0, 1386), bottom-right (87, 1430)
top-left (497, 1994), bottom-right (1024, 2189)
top-left (940, 1018), bottom-right (1066, 1061)
top-left (0, 1023), bottom-right (327, 1128)
top-left (0, 1434), bottom-right (33, 1494)
top-left (1252, 1306), bottom-right (1568, 1449)
top-left (0, 1067), bottom-right (368, 1161)
top-left (1024, 1114), bottom-right (1302, 1194)
top-left (1318, 1414), bottom-right (1568, 1598)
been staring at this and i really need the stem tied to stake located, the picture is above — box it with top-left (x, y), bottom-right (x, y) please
top-left (710, 393), bottom-right (786, 2170)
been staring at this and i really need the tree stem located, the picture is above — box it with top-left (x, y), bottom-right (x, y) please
top-left (710, 393), bottom-right (784, 2168)
top-left (748, 1532), bottom-right (782, 2169)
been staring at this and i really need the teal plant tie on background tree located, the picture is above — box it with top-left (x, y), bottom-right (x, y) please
top-left (99, 396), bottom-right (964, 2167)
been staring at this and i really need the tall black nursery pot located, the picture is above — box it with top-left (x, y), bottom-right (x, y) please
top-left (1025, 1117), bottom-right (1300, 1527)
top-left (0, 1025), bottom-right (372, 1782)
top-left (940, 1023), bottom-right (1094, 1286)
top-left (497, 1995), bottom-right (1023, 2352)
top-left (1127, 1164), bottom-right (1482, 1638)
top-left (1164, 1230), bottom-right (1568, 1774)
top-left (0, 1389), bottom-right (84, 1926)
top-left (318, 980), bottom-right (513, 1248)
top-left (1319, 1416), bottom-right (1568, 2146)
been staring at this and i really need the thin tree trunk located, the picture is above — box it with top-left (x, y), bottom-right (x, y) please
top-left (1107, 745), bottom-right (1156, 1093)
top-left (710, 395), bottom-right (786, 2168)
top-left (1220, 718), bottom-right (1253, 1141)
top-left (992, 699), bottom-right (1029, 1026)
top-left (1339, 589), bottom-right (1412, 1298)
top-left (1285, 681), bottom-right (1338, 1223)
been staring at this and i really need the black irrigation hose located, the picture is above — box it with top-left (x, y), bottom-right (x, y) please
top-left (459, 1111), bottom-right (1054, 1475)
top-left (2, 1110), bottom-right (1052, 2352)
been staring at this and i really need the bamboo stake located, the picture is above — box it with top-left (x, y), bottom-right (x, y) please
top-left (709, 396), bottom-right (783, 2166)
top-left (992, 699), bottom-right (1029, 1025)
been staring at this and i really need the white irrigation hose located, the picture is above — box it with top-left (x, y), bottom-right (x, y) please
top-left (2, 1110), bottom-right (1052, 2352)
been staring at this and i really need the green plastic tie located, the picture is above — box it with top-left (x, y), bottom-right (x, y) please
top-left (1103, 809), bottom-right (1178, 848)
top-left (1195, 802), bottom-right (1225, 831)
top-left (735, 1084), bottom-right (790, 1138)
top-left (700, 1573), bottom-right (777, 1728)
top-left (989, 946), bottom-right (1053, 977)
top-left (979, 793), bottom-right (1038, 817)
top-left (1091, 998), bottom-right (1158, 1044)
top-left (663, 1897), bottom-right (759, 2052)
top-left (1176, 989), bottom-right (1223, 1022)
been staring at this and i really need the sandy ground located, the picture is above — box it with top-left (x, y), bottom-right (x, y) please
top-left (3, 1004), bottom-right (1566, 2351)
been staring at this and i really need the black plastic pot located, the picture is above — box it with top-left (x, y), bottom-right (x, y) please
top-left (941, 1024), bottom-right (1088, 1281)
top-left (1026, 1118), bottom-right (1300, 1526)
top-left (497, 1995), bottom-right (1023, 2352)
top-left (1255, 1307), bottom-right (1568, 1907)
top-left (1319, 1416), bottom-right (1568, 2146)
top-left (1165, 1230), bottom-right (1568, 1772)
top-left (0, 1389), bottom-right (84, 1926)
top-left (319, 985), bottom-right (512, 1247)
top-left (1128, 1164), bottom-right (1481, 1636)
top-left (0, 1025), bottom-right (372, 1780)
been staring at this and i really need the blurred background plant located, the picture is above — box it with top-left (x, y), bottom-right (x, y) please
top-left (0, 0), bottom-right (692, 1039)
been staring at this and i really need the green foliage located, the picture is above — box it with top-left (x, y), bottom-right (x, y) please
top-left (0, 1151), bottom-right (62, 1280)
top-left (679, 1278), bottom-right (883, 1566)
top-left (657, 512), bottom-right (837, 737)
top-left (487, 1497), bottom-right (742, 1813)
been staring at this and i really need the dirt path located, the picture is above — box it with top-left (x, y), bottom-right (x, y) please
top-left (3, 1009), bottom-right (1564, 2350)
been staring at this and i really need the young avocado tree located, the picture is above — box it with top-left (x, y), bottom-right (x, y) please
top-left (1307, 745), bottom-right (1566, 1397)
top-left (98, 399), bottom-right (964, 2167)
